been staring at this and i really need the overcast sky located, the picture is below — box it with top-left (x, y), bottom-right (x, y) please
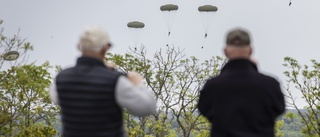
top-left (1, 0), bottom-right (320, 108)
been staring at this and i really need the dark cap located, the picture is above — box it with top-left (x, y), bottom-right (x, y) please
top-left (226, 28), bottom-right (251, 46)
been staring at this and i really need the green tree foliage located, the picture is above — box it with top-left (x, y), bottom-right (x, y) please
top-left (15, 121), bottom-right (57, 137)
top-left (0, 61), bottom-right (60, 137)
top-left (0, 20), bottom-right (60, 136)
top-left (276, 109), bottom-right (304, 137)
top-left (273, 99), bottom-right (305, 136)
top-left (275, 120), bottom-right (285, 137)
top-left (107, 46), bottom-right (226, 137)
top-left (283, 57), bottom-right (320, 137)
top-left (0, 20), bottom-right (33, 80)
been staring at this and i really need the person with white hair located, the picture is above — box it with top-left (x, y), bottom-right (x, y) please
top-left (49, 25), bottom-right (157, 137)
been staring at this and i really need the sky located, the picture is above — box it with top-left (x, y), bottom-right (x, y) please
top-left (1, 0), bottom-right (320, 108)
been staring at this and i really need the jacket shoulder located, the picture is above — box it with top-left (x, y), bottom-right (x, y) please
top-left (56, 67), bottom-right (74, 76)
top-left (257, 73), bottom-right (280, 86)
top-left (203, 75), bottom-right (221, 86)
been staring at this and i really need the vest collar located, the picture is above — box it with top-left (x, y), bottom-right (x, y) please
top-left (76, 56), bottom-right (105, 67)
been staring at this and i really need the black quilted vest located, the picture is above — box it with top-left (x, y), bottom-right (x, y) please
top-left (56, 57), bottom-right (124, 137)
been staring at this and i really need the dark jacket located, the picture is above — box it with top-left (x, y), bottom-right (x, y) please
top-left (56, 57), bottom-right (125, 137)
top-left (197, 59), bottom-right (285, 137)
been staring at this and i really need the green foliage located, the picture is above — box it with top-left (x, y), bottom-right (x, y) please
top-left (0, 20), bottom-right (33, 72)
top-left (107, 46), bottom-right (226, 137)
top-left (275, 120), bottom-right (285, 137)
top-left (0, 20), bottom-right (60, 136)
top-left (192, 116), bottom-right (210, 137)
top-left (275, 110), bottom-right (304, 137)
top-left (283, 57), bottom-right (320, 136)
top-left (0, 62), bottom-right (60, 136)
top-left (15, 121), bottom-right (57, 137)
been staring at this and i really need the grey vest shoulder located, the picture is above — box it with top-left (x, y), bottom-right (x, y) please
top-left (56, 66), bottom-right (125, 137)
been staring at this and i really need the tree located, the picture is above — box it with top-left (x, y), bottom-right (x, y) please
top-left (283, 57), bottom-right (320, 137)
top-left (275, 109), bottom-right (304, 137)
top-left (0, 20), bottom-right (33, 81)
top-left (106, 45), bottom-right (226, 137)
top-left (276, 109), bottom-right (303, 137)
top-left (0, 20), bottom-right (60, 136)
top-left (0, 62), bottom-right (60, 136)
top-left (275, 120), bottom-right (285, 137)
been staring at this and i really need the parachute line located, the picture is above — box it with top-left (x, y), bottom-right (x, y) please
top-left (200, 11), bottom-right (216, 35)
top-left (162, 11), bottom-right (177, 33)
top-left (127, 21), bottom-right (145, 47)
top-left (198, 5), bottom-right (218, 39)
top-left (129, 28), bottom-right (143, 47)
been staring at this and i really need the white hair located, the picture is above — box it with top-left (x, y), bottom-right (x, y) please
top-left (78, 25), bottom-right (110, 52)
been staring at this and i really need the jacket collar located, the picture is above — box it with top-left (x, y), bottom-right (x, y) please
top-left (76, 56), bottom-right (105, 67)
top-left (221, 58), bottom-right (258, 73)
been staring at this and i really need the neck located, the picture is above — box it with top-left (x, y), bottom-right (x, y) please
top-left (81, 52), bottom-right (103, 61)
top-left (227, 56), bottom-right (250, 60)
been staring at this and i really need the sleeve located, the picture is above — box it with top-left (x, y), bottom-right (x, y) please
top-left (273, 81), bottom-right (286, 115)
top-left (115, 76), bottom-right (157, 117)
top-left (197, 81), bottom-right (211, 117)
top-left (49, 79), bottom-right (59, 105)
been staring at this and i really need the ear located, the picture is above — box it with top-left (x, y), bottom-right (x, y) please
top-left (100, 45), bottom-right (108, 55)
top-left (77, 44), bottom-right (81, 51)
top-left (224, 47), bottom-right (229, 58)
top-left (249, 46), bottom-right (253, 56)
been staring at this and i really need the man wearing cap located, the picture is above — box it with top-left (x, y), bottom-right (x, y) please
top-left (197, 28), bottom-right (285, 137)
top-left (49, 25), bottom-right (157, 137)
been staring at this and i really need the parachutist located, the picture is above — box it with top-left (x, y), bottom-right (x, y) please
top-left (128, 21), bottom-right (145, 50)
top-left (161, 4), bottom-right (178, 37)
top-left (289, 0), bottom-right (292, 6)
top-left (199, 5), bottom-right (218, 41)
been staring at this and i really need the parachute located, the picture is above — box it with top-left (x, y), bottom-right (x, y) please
top-left (198, 5), bottom-right (218, 38)
top-left (160, 4), bottom-right (179, 46)
top-left (2, 51), bottom-right (19, 61)
top-left (127, 21), bottom-right (145, 49)
top-left (198, 5), bottom-right (218, 48)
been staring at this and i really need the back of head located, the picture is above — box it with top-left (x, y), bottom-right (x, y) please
top-left (226, 28), bottom-right (251, 47)
top-left (224, 28), bottom-right (252, 59)
top-left (78, 25), bottom-right (110, 52)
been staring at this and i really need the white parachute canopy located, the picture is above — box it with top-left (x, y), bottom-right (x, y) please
top-left (127, 21), bottom-right (145, 47)
top-left (198, 5), bottom-right (218, 38)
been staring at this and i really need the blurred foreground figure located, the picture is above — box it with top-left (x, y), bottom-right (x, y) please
top-left (49, 25), bottom-right (157, 137)
top-left (197, 28), bottom-right (285, 137)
